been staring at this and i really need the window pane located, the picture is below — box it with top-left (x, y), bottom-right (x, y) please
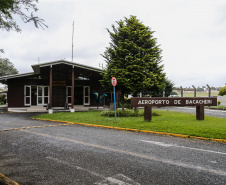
top-left (26, 87), bottom-right (30, 96)
top-left (38, 97), bottom-right (42, 104)
top-left (44, 97), bottom-right (48, 104)
top-left (38, 87), bottom-right (42, 96)
top-left (68, 97), bottom-right (71, 104)
top-left (85, 87), bottom-right (89, 96)
top-left (68, 87), bottom-right (71, 96)
top-left (26, 97), bottom-right (30, 104)
top-left (44, 87), bottom-right (48, 96)
top-left (85, 97), bottom-right (89, 104)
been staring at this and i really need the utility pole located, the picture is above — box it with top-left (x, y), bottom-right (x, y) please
top-left (72, 21), bottom-right (74, 62)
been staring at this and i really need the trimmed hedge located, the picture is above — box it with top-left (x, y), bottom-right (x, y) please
top-left (101, 110), bottom-right (161, 117)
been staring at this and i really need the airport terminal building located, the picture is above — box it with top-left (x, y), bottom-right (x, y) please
top-left (0, 60), bottom-right (105, 113)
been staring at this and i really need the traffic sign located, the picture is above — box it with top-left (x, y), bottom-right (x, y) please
top-left (111, 77), bottom-right (117, 121)
top-left (111, 77), bottom-right (117, 86)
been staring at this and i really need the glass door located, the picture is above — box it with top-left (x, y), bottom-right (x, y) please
top-left (37, 86), bottom-right (49, 105)
top-left (66, 86), bottom-right (72, 105)
top-left (83, 86), bottom-right (90, 105)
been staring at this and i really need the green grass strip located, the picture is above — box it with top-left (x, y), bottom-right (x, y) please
top-left (33, 110), bottom-right (226, 140)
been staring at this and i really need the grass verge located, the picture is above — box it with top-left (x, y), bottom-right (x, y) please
top-left (33, 110), bottom-right (226, 140)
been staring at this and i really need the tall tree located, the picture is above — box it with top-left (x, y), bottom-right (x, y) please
top-left (164, 79), bottom-right (174, 97)
top-left (148, 78), bottom-right (174, 97)
top-left (0, 58), bottom-right (18, 77)
top-left (0, 0), bottom-right (47, 54)
top-left (0, 0), bottom-right (47, 32)
top-left (101, 16), bottom-right (166, 108)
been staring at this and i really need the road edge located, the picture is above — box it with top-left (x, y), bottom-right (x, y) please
top-left (32, 118), bottom-right (226, 143)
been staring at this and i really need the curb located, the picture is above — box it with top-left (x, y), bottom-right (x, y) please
top-left (0, 123), bottom-right (72, 132)
top-left (206, 107), bottom-right (226, 111)
top-left (0, 173), bottom-right (19, 185)
top-left (33, 118), bottom-right (226, 143)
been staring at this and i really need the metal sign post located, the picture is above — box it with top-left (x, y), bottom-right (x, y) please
top-left (111, 77), bottom-right (117, 121)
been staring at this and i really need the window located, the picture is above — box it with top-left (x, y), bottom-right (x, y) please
top-left (83, 86), bottom-right (90, 105)
top-left (25, 86), bottom-right (31, 106)
top-left (66, 86), bottom-right (72, 104)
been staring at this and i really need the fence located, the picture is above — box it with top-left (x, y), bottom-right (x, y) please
top-left (173, 84), bottom-right (217, 97)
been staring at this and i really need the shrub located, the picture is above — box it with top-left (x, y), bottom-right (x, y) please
top-left (101, 110), bottom-right (161, 117)
top-left (219, 86), bottom-right (226, 96)
top-left (118, 102), bottom-right (131, 109)
top-left (118, 97), bottom-right (132, 109)
top-left (218, 101), bottom-right (221, 106)
top-left (0, 95), bottom-right (4, 105)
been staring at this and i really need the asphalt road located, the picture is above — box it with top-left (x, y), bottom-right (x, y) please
top-left (0, 112), bottom-right (226, 185)
top-left (155, 106), bottom-right (226, 118)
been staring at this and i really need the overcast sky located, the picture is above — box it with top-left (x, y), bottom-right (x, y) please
top-left (1, 0), bottom-right (226, 88)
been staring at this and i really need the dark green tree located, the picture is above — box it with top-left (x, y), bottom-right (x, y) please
top-left (219, 86), bottom-right (226, 96)
top-left (0, 0), bottom-right (47, 32)
top-left (101, 16), bottom-right (166, 108)
top-left (0, 58), bottom-right (18, 77)
top-left (144, 78), bottom-right (174, 97)
top-left (197, 87), bottom-right (204, 92)
top-left (0, 0), bottom-right (47, 54)
top-left (164, 78), bottom-right (174, 97)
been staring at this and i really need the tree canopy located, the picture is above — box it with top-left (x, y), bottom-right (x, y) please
top-left (162, 78), bottom-right (174, 97)
top-left (0, 0), bottom-right (47, 32)
top-left (101, 16), bottom-right (166, 99)
top-left (0, 58), bottom-right (18, 77)
top-left (219, 86), bottom-right (226, 96)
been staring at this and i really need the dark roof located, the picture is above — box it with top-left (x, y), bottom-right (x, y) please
top-left (0, 60), bottom-right (104, 83)
top-left (32, 60), bottom-right (104, 74)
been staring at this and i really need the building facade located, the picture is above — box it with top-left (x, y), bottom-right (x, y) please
top-left (0, 60), bottom-right (105, 112)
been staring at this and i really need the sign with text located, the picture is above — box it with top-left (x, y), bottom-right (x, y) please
top-left (131, 97), bottom-right (218, 121)
top-left (111, 77), bottom-right (117, 121)
top-left (111, 77), bottom-right (117, 87)
top-left (131, 97), bottom-right (217, 107)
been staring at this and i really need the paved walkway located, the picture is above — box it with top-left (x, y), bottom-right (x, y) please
top-left (1, 105), bottom-right (108, 113)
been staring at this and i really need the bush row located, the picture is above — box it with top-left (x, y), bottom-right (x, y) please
top-left (101, 110), bottom-right (161, 117)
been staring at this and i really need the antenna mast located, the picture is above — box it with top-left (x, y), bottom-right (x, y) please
top-left (72, 21), bottom-right (74, 62)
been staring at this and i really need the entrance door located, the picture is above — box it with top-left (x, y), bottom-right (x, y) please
top-left (37, 86), bottom-right (49, 105)
top-left (74, 86), bottom-right (83, 105)
top-left (83, 86), bottom-right (90, 105)
top-left (52, 86), bottom-right (66, 107)
top-left (31, 86), bottom-right (37, 105)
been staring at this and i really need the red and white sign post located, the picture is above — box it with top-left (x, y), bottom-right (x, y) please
top-left (111, 77), bottom-right (117, 121)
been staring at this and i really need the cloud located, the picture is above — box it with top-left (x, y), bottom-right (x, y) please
top-left (1, 0), bottom-right (226, 87)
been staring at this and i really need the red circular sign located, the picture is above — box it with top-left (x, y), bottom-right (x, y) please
top-left (111, 77), bottom-right (117, 86)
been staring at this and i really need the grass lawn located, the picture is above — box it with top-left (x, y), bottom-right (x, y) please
top-left (183, 91), bottom-right (219, 97)
top-left (33, 110), bottom-right (226, 140)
